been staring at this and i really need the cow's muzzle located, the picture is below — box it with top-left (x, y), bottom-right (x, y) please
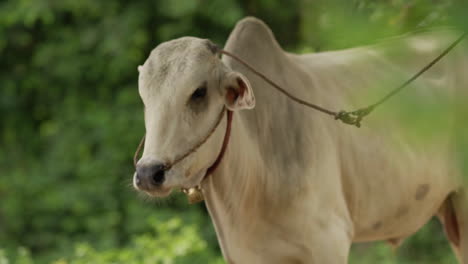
top-left (134, 162), bottom-right (167, 192)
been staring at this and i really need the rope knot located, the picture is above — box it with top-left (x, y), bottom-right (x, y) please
top-left (335, 106), bottom-right (374, 128)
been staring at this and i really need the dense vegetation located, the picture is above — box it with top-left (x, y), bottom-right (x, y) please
top-left (1, 0), bottom-right (467, 263)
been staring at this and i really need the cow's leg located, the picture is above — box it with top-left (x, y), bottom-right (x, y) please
top-left (256, 220), bottom-right (352, 264)
top-left (298, 216), bottom-right (353, 264)
top-left (438, 190), bottom-right (468, 264)
top-left (437, 195), bottom-right (462, 262)
top-left (453, 189), bottom-right (468, 264)
top-left (264, 224), bottom-right (352, 264)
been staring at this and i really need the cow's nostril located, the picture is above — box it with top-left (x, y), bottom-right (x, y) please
top-left (151, 167), bottom-right (166, 186)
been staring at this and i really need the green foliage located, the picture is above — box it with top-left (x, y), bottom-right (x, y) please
top-left (0, 247), bottom-right (34, 264)
top-left (0, 0), bottom-right (466, 263)
top-left (299, 0), bottom-right (459, 51)
top-left (64, 217), bottom-right (222, 264)
top-left (0, 217), bottom-right (222, 264)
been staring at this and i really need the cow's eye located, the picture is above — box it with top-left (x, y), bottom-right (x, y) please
top-left (191, 85), bottom-right (207, 101)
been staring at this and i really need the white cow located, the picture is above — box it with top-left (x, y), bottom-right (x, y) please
top-left (134, 17), bottom-right (468, 263)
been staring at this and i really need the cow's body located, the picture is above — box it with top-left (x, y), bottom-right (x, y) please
top-left (135, 17), bottom-right (468, 263)
top-left (202, 18), bottom-right (467, 263)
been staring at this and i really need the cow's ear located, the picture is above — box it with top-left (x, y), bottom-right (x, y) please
top-left (222, 72), bottom-right (255, 110)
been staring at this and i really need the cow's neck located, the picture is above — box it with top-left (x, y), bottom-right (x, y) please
top-left (204, 91), bottom-right (314, 224)
top-left (204, 114), bottom-right (267, 219)
top-left (204, 52), bottom-right (326, 259)
top-left (202, 113), bottom-right (270, 262)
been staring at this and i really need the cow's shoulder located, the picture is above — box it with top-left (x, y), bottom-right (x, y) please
top-left (224, 17), bottom-right (285, 63)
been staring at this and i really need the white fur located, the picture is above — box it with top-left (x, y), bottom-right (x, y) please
top-left (137, 17), bottom-right (468, 263)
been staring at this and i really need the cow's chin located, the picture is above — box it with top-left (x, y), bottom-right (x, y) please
top-left (141, 186), bottom-right (172, 198)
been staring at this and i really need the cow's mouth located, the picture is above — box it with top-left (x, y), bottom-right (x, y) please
top-left (138, 185), bottom-right (173, 198)
top-left (143, 187), bottom-right (172, 197)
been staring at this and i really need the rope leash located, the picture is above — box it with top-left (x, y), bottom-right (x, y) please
top-left (220, 32), bottom-right (467, 127)
top-left (134, 32), bottom-right (466, 165)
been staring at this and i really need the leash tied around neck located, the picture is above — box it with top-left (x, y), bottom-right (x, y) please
top-left (220, 32), bottom-right (467, 127)
top-left (182, 109), bottom-right (234, 204)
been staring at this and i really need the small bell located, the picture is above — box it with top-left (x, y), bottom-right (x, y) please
top-left (182, 186), bottom-right (204, 204)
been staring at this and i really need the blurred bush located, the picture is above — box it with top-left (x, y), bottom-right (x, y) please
top-left (0, 0), bottom-right (465, 263)
top-left (0, 217), bottom-right (222, 264)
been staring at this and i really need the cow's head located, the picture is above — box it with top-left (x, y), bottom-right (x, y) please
top-left (134, 37), bottom-right (255, 197)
